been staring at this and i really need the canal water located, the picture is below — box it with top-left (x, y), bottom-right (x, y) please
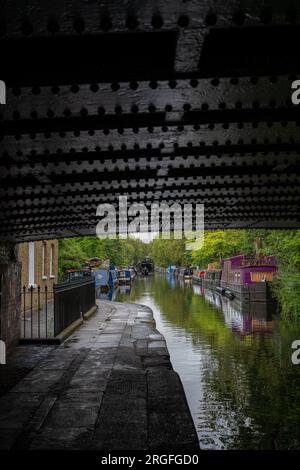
top-left (104, 274), bottom-right (300, 449)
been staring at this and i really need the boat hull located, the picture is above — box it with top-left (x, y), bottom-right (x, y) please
top-left (118, 270), bottom-right (132, 284)
top-left (93, 269), bottom-right (118, 291)
top-left (220, 281), bottom-right (276, 303)
top-left (199, 278), bottom-right (276, 303)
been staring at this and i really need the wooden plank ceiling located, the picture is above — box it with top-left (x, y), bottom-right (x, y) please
top-left (0, 0), bottom-right (300, 241)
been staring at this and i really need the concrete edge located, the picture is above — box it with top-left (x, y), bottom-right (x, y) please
top-left (56, 303), bottom-right (98, 342)
top-left (19, 304), bottom-right (99, 346)
top-left (83, 304), bottom-right (98, 320)
top-left (55, 317), bottom-right (84, 343)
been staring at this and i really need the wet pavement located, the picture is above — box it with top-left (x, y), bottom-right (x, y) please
top-left (0, 300), bottom-right (199, 451)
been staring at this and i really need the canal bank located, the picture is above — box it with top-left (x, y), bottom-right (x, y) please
top-left (115, 274), bottom-right (300, 450)
top-left (0, 300), bottom-right (199, 451)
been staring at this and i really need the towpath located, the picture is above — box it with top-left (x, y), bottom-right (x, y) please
top-left (0, 300), bottom-right (199, 451)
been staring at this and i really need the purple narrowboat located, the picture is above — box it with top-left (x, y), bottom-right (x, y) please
top-left (221, 254), bottom-right (278, 303)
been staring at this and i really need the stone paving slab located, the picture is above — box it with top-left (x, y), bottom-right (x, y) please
top-left (0, 300), bottom-right (199, 450)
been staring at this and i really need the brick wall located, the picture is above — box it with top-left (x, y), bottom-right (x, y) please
top-left (17, 240), bottom-right (58, 311)
top-left (0, 242), bottom-right (21, 352)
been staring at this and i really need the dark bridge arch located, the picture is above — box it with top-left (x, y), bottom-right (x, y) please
top-left (0, 0), bottom-right (300, 241)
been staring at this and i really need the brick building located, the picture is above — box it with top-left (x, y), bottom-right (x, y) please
top-left (17, 240), bottom-right (59, 311)
top-left (0, 242), bottom-right (21, 353)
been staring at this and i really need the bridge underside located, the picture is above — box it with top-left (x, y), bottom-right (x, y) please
top-left (0, 1), bottom-right (300, 241)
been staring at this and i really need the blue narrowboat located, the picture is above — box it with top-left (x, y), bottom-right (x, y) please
top-left (93, 268), bottom-right (119, 291)
top-left (118, 267), bottom-right (132, 284)
top-left (167, 265), bottom-right (177, 275)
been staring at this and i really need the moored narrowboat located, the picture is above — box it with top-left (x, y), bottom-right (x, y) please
top-left (117, 267), bottom-right (132, 284)
top-left (201, 268), bottom-right (222, 289)
top-left (139, 257), bottom-right (154, 275)
top-left (129, 266), bottom-right (137, 279)
top-left (93, 267), bottom-right (119, 291)
top-left (192, 269), bottom-right (206, 284)
top-left (66, 267), bottom-right (92, 282)
top-left (221, 255), bottom-right (278, 303)
top-left (178, 267), bottom-right (193, 279)
top-left (167, 265), bottom-right (177, 275)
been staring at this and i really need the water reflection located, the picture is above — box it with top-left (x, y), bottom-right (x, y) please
top-left (115, 274), bottom-right (300, 449)
top-left (191, 284), bottom-right (276, 338)
top-left (96, 287), bottom-right (120, 301)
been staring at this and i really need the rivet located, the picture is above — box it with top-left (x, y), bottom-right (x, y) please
top-left (232, 11), bottom-right (245, 26)
top-left (47, 19), bottom-right (60, 34)
top-left (178, 15), bottom-right (189, 28)
top-left (100, 16), bottom-right (112, 31)
top-left (205, 13), bottom-right (217, 26)
top-left (151, 15), bottom-right (164, 29)
top-left (21, 20), bottom-right (33, 36)
top-left (73, 18), bottom-right (85, 34)
top-left (126, 16), bottom-right (138, 30)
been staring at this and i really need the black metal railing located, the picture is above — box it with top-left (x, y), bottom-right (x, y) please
top-left (21, 278), bottom-right (95, 340)
top-left (53, 278), bottom-right (95, 337)
top-left (21, 285), bottom-right (54, 339)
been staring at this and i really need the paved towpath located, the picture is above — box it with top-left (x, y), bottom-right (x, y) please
top-left (0, 300), bottom-right (199, 450)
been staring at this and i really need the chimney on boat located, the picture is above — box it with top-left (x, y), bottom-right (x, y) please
top-left (255, 237), bottom-right (263, 254)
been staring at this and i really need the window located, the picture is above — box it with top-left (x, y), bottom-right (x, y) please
top-left (251, 271), bottom-right (274, 282)
top-left (28, 242), bottom-right (36, 288)
top-left (49, 244), bottom-right (55, 279)
top-left (42, 242), bottom-right (47, 279)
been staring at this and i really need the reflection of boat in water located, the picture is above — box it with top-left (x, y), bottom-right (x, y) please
top-left (97, 287), bottom-right (119, 301)
top-left (221, 296), bottom-right (275, 337)
top-left (118, 284), bottom-right (132, 295)
top-left (199, 286), bottom-right (275, 337)
top-left (166, 274), bottom-right (176, 288)
top-left (204, 289), bottom-right (222, 309)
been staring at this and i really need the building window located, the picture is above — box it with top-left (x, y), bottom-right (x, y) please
top-left (42, 242), bottom-right (47, 279)
top-left (49, 244), bottom-right (55, 279)
top-left (28, 242), bottom-right (36, 288)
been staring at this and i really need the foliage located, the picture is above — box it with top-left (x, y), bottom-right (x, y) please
top-left (58, 236), bottom-right (148, 281)
top-left (272, 272), bottom-right (300, 319)
top-left (191, 230), bottom-right (246, 268)
top-left (59, 229), bottom-right (300, 318)
top-left (148, 237), bottom-right (188, 267)
top-left (58, 238), bottom-right (87, 280)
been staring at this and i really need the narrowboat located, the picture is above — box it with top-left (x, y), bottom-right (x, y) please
top-left (178, 267), bottom-right (193, 279)
top-left (129, 266), bottom-right (137, 279)
top-left (167, 265), bottom-right (177, 275)
top-left (117, 267), bottom-right (132, 284)
top-left (192, 269), bottom-right (206, 284)
top-left (155, 267), bottom-right (167, 274)
top-left (93, 268), bottom-right (119, 291)
top-left (201, 269), bottom-right (222, 289)
top-left (140, 257), bottom-right (154, 275)
top-left (66, 267), bottom-right (92, 282)
top-left (220, 255), bottom-right (278, 303)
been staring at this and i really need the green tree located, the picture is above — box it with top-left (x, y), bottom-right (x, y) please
top-left (191, 230), bottom-right (245, 268)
